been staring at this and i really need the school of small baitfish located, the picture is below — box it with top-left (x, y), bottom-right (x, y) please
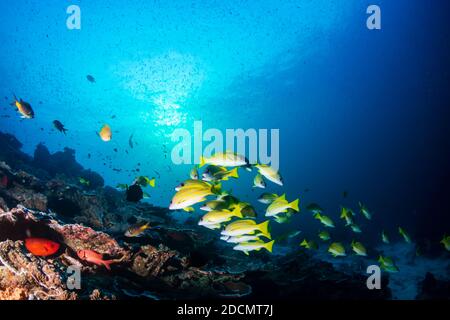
top-left (168, 151), bottom-right (449, 273)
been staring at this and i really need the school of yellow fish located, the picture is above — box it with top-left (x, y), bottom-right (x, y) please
top-left (169, 151), bottom-right (449, 272)
top-left (8, 93), bottom-right (449, 271)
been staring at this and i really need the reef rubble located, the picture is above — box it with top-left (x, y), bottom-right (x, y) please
top-left (0, 131), bottom-right (393, 300)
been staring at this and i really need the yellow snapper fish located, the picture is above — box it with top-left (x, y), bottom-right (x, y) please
top-left (135, 176), bottom-right (156, 187)
top-left (202, 223), bottom-right (222, 230)
top-left (273, 211), bottom-right (294, 224)
top-left (79, 177), bottom-right (90, 186)
top-left (99, 124), bottom-right (112, 142)
top-left (198, 206), bottom-right (243, 226)
top-left (226, 234), bottom-right (263, 244)
top-left (340, 207), bottom-right (354, 226)
top-left (381, 230), bottom-right (390, 244)
top-left (255, 164), bottom-right (283, 186)
top-left (314, 213), bottom-right (335, 228)
top-left (398, 227), bottom-right (411, 243)
top-left (200, 199), bottom-right (228, 212)
top-left (203, 195), bottom-right (241, 213)
top-left (300, 239), bottom-right (318, 250)
top-left (233, 239), bottom-right (275, 255)
top-left (328, 242), bottom-right (346, 257)
top-left (175, 179), bottom-right (211, 191)
top-left (125, 222), bottom-right (151, 237)
top-left (190, 166), bottom-right (199, 180)
top-left (351, 240), bottom-right (367, 256)
top-left (217, 194), bottom-right (240, 206)
top-left (378, 255), bottom-right (399, 273)
top-left (358, 202), bottom-right (372, 220)
top-left (306, 203), bottom-right (323, 214)
top-left (203, 166), bottom-right (239, 182)
top-left (265, 194), bottom-right (299, 217)
top-left (257, 192), bottom-right (279, 204)
top-left (318, 230), bottom-right (331, 241)
top-left (169, 182), bottom-right (222, 211)
top-left (232, 201), bottom-right (257, 218)
top-left (199, 151), bottom-right (249, 168)
top-left (221, 219), bottom-right (271, 239)
top-left (349, 223), bottom-right (362, 233)
top-left (253, 173), bottom-right (266, 189)
top-left (11, 95), bottom-right (34, 119)
top-left (441, 235), bottom-right (450, 251)
top-left (222, 200), bottom-right (256, 218)
top-left (378, 255), bottom-right (395, 267)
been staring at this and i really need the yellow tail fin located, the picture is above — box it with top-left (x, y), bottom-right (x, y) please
top-left (264, 240), bottom-right (275, 253)
top-left (289, 199), bottom-right (299, 212)
top-left (149, 178), bottom-right (156, 188)
top-left (199, 156), bottom-right (206, 168)
top-left (231, 206), bottom-right (243, 218)
top-left (257, 220), bottom-right (271, 239)
top-left (229, 167), bottom-right (239, 178)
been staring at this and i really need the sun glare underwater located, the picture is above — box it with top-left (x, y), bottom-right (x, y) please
top-left (0, 0), bottom-right (449, 301)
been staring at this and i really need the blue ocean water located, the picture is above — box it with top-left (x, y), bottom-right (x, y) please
top-left (0, 1), bottom-right (449, 298)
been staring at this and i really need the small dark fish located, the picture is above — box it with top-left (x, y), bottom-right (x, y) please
top-left (86, 75), bottom-right (96, 83)
top-left (113, 148), bottom-right (118, 152)
top-left (87, 153), bottom-right (91, 159)
top-left (126, 184), bottom-right (143, 203)
top-left (53, 120), bottom-right (68, 135)
top-left (342, 191), bottom-right (348, 198)
top-left (129, 134), bottom-right (134, 149)
top-left (111, 115), bottom-right (116, 119)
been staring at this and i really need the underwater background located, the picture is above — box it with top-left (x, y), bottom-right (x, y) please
top-left (0, 0), bottom-right (449, 300)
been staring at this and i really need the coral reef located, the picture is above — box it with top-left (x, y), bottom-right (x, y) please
top-left (416, 272), bottom-right (450, 300)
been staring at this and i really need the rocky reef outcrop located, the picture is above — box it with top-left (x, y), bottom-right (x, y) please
top-left (0, 131), bottom-right (392, 300)
top-left (416, 272), bottom-right (450, 300)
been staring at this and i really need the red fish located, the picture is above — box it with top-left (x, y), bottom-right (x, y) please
top-left (1, 175), bottom-right (9, 187)
top-left (77, 249), bottom-right (116, 270)
top-left (24, 238), bottom-right (60, 257)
